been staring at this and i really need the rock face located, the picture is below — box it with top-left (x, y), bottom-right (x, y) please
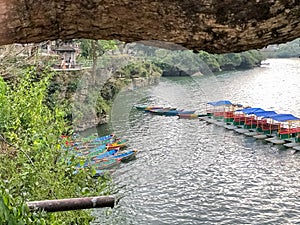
top-left (52, 67), bottom-right (160, 131)
top-left (1, 1), bottom-right (300, 53)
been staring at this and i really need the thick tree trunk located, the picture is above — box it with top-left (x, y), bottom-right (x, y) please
top-left (1, 0), bottom-right (300, 53)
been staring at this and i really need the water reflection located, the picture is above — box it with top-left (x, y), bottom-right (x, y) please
top-left (93, 58), bottom-right (300, 225)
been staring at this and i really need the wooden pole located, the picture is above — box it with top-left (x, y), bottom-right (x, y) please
top-left (27, 196), bottom-right (115, 212)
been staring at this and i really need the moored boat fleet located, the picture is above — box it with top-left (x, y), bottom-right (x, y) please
top-left (135, 100), bottom-right (300, 152)
top-left (64, 99), bottom-right (300, 177)
top-left (63, 134), bottom-right (138, 177)
top-left (202, 100), bottom-right (300, 151)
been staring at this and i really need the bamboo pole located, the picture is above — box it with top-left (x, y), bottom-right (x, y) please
top-left (27, 196), bottom-right (115, 212)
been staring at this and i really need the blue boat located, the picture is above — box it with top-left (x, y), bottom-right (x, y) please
top-left (81, 158), bottom-right (121, 169)
top-left (76, 144), bottom-right (107, 156)
top-left (163, 109), bottom-right (184, 116)
top-left (70, 134), bottom-right (115, 150)
top-left (92, 149), bottom-right (119, 160)
top-left (165, 110), bottom-right (196, 116)
top-left (81, 146), bottom-right (111, 158)
top-left (94, 158), bottom-right (121, 170)
top-left (148, 107), bottom-right (176, 115)
top-left (113, 149), bottom-right (138, 162)
top-left (91, 134), bottom-right (115, 142)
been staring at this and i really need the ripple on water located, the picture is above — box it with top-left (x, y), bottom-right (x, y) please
top-left (93, 59), bottom-right (300, 225)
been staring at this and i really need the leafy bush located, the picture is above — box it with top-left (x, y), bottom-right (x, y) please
top-left (198, 51), bottom-right (220, 72)
top-left (0, 67), bottom-right (111, 224)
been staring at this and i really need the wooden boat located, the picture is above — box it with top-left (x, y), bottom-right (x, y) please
top-left (164, 109), bottom-right (194, 116)
top-left (177, 113), bottom-right (199, 119)
top-left (135, 105), bottom-right (148, 110)
top-left (177, 110), bottom-right (196, 115)
top-left (239, 108), bottom-right (264, 129)
top-left (135, 105), bottom-right (164, 111)
top-left (206, 100), bottom-right (233, 118)
top-left (70, 134), bottom-right (115, 149)
top-left (252, 111), bottom-right (278, 134)
top-left (84, 147), bottom-right (120, 158)
top-left (113, 149), bottom-right (138, 162)
top-left (106, 139), bottom-right (127, 150)
top-left (148, 107), bottom-right (177, 115)
top-left (89, 134), bottom-right (115, 143)
top-left (265, 114), bottom-right (300, 141)
top-left (204, 100), bottom-right (300, 147)
top-left (92, 134), bottom-right (115, 141)
top-left (92, 149), bottom-right (119, 160)
top-left (73, 139), bottom-right (112, 150)
top-left (94, 158), bottom-right (121, 170)
top-left (77, 156), bottom-right (121, 169)
top-left (177, 110), bottom-right (196, 114)
top-left (77, 144), bottom-right (107, 155)
top-left (144, 106), bottom-right (164, 112)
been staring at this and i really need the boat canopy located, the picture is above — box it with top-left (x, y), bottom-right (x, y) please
top-left (240, 108), bottom-right (265, 114)
top-left (207, 100), bottom-right (232, 106)
top-left (267, 114), bottom-right (300, 122)
top-left (253, 111), bottom-right (277, 117)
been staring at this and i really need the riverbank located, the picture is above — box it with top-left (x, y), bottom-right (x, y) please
top-left (48, 59), bottom-right (162, 132)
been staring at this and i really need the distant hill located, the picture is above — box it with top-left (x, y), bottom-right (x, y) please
top-left (260, 38), bottom-right (300, 58)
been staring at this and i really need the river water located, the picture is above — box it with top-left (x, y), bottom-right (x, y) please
top-left (93, 58), bottom-right (300, 225)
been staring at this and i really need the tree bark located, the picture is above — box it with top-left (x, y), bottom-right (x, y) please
top-left (27, 196), bottom-right (115, 212)
top-left (1, 0), bottom-right (300, 53)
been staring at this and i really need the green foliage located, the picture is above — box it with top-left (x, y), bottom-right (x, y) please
top-left (198, 51), bottom-right (220, 72)
top-left (146, 48), bottom-right (264, 74)
top-left (96, 96), bottom-right (111, 115)
top-left (0, 80), bottom-right (10, 131)
top-left (216, 53), bottom-right (242, 70)
top-left (119, 61), bottom-right (162, 79)
top-left (204, 50), bottom-right (264, 71)
top-left (237, 50), bottom-right (264, 69)
top-left (261, 38), bottom-right (300, 58)
top-left (0, 67), bottom-right (111, 224)
top-left (0, 180), bottom-right (48, 225)
top-left (78, 40), bottom-right (118, 59)
top-left (153, 49), bottom-right (205, 73)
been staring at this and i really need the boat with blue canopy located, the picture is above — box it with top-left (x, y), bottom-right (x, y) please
top-left (207, 100), bottom-right (233, 106)
top-left (267, 114), bottom-right (300, 140)
top-left (239, 108), bottom-right (265, 129)
top-left (206, 100), bottom-right (233, 120)
top-left (202, 100), bottom-right (300, 146)
top-left (253, 111), bottom-right (278, 134)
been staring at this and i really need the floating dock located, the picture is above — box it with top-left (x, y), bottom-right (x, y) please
top-left (253, 134), bottom-right (268, 140)
top-left (283, 142), bottom-right (300, 148)
top-left (234, 128), bottom-right (249, 134)
top-left (203, 115), bottom-right (300, 148)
